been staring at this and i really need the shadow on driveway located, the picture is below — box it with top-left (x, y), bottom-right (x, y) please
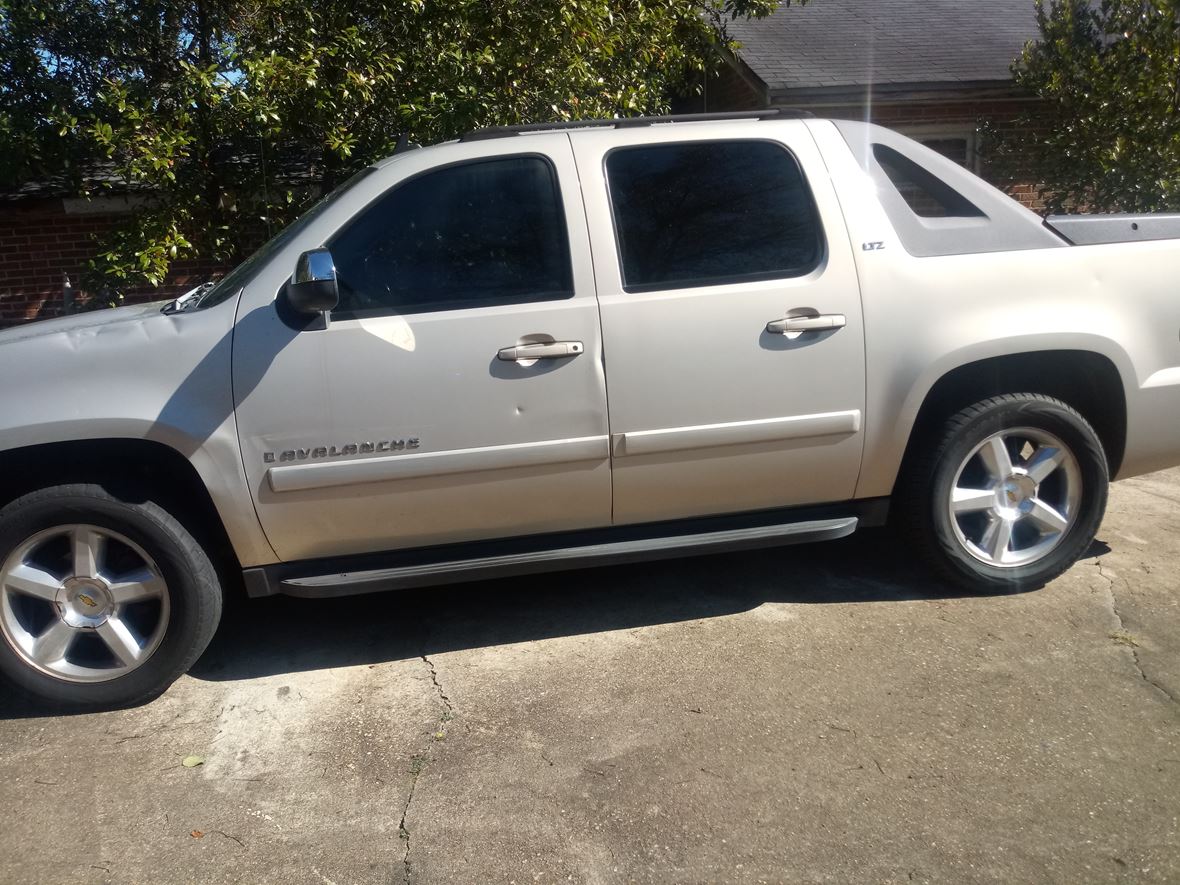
top-left (0, 529), bottom-right (1112, 719)
top-left (191, 528), bottom-right (1008, 681)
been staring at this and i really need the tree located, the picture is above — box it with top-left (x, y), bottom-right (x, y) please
top-left (989, 0), bottom-right (1180, 214)
top-left (0, 0), bottom-right (791, 293)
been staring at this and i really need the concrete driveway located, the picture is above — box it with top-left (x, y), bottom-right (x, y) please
top-left (1, 469), bottom-right (1178, 885)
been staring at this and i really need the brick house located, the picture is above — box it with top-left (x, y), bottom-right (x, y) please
top-left (1, 0), bottom-right (1045, 327)
top-left (0, 190), bottom-right (227, 327)
top-left (699, 0), bottom-right (1042, 205)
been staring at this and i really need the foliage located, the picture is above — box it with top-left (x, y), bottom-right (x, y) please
top-left (988, 0), bottom-right (1180, 214)
top-left (0, 0), bottom-right (789, 291)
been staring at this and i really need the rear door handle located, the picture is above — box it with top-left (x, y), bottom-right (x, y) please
top-left (766, 314), bottom-right (847, 335)
top-left (497, 341), bottom-right (585, 361)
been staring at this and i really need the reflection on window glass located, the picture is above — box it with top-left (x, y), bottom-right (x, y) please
top-left (330, 156), bottom-right (573, 317)
top-left (606, 141), bottom-right (821, 292)
top-left (873, 144), bottom-right (985, 219)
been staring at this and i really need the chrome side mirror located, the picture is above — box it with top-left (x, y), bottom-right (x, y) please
top-left (285, 248), bottom-right (340, 315)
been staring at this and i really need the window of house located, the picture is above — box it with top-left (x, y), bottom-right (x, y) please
top-left (329, 156), bottom-right (573, 318)
top-left (605, 140), bottom-right (822, 293)
top-left (918, 136), bottom-right (971, 167)
top-left (872, 144), bottom-right (986, 219)
top-left (897, 125), bottom-right (980, 171)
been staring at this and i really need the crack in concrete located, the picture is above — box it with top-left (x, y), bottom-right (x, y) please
top-left (1095, 559), bottom-right (1179, 707)
top-left (396, 767), bottom-right (418, 885)
top-left (422, 654), bottom-right (454, 715)
top-left (398, 653), bottom-right (455, 885)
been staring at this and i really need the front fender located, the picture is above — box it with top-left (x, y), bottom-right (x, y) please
top-left (0, 300), bottom-right (277, 566)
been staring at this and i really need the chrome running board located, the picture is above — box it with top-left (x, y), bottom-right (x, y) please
top-left (250, 516), bottom-right (858, 599)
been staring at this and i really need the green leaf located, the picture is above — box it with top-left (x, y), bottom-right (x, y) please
top-left (988, 0), bottom-right (1180, 213)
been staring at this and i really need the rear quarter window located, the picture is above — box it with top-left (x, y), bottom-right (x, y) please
top-left (872, 144), bottom-right (985, 219)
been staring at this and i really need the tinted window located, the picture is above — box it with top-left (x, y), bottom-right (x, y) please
top-left (330, 156), bottom-right (573, 317)
top-left (606, 141), bottom-right (821, 292)
top-left (873, 144), bottom-right (985, 219)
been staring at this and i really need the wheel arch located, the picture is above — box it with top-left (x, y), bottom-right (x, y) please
top-left (891, 350), bottom-right (1127, 498)
top-left (0, 438), bottom-right (246, 591)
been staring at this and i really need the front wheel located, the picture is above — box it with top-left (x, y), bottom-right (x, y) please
top-left (0, 484), bottom-right (222, 710)
top-left (899, 393), bottom-right (1109, 592)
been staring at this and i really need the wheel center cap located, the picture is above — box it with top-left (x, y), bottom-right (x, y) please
top-left (996, 474), bottom-right (1037, 516)
top-left (57, 578), bottom-right (113, 628)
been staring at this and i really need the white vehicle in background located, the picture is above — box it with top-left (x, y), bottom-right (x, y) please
top-left (1, 109), bottom-right (1179, 709)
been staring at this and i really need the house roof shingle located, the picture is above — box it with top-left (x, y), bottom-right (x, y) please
top-left (727, 0), bottom-right (1041, 96)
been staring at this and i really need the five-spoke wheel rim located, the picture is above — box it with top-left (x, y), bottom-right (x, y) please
top-left (948, 427), bottom-right (1083, 568)
top-left (0, 525), bottom-right (170, 683)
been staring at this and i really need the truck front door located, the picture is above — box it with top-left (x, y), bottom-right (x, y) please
top-left (232, 136), bottom-right (611, 562)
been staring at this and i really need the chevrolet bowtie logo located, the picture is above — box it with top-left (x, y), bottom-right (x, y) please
top-left (77, 593), bottom-right (97, 608)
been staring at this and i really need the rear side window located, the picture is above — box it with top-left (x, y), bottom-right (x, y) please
top-left (872, 144), bottom-right (985, 219)
top-left (330, 155), bottom-right (573, 318)
top-left (605, 141), bottom-right (821, 292)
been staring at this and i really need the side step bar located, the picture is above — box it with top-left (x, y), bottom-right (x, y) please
top-left (247, 516), bottom-right (859, 599)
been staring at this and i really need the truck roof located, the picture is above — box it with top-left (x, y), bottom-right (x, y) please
top-left (456, 108), bottom-right (815, 143)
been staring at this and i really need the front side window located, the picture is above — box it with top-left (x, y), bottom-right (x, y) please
top-left (605, 140), bottom-right (822, 293)
top-left (330, 156), bottom-right (573, 318)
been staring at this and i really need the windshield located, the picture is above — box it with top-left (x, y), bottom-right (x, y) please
top-left (165, 166), bottom-right (379, 313)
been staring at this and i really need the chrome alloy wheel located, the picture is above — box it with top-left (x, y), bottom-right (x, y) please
top-left (948, 427), bottom-right (1083, 568)
top-left (0, 525), bottom-right (170, 683)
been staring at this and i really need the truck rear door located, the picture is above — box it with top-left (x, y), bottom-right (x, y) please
top-left (569, 120), bottom-right (867, 525)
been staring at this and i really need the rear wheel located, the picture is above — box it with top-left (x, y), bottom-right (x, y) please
top-left (900, 394), bottom-right (1108, 592)
top-left (0, 484), bottom-right (221, 709)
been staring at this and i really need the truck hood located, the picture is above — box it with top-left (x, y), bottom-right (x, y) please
top-left (0, 301), bottom-right (171, 347)
top-left (0, 291), bottom-right (238, 460)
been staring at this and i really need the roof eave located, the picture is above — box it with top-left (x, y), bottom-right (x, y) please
top-left (768, 80), bottom-right (1034, 107)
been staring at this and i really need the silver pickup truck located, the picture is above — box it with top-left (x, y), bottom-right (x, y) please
top-left (2, 110), bottom-right (1179, 709)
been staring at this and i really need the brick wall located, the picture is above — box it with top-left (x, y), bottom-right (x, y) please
top-left (0, 199), bottom-right (232, 328)
top-left (703, 62), bottom-right (765, 112)
top-left (671, 61), bottom-right (767, 115)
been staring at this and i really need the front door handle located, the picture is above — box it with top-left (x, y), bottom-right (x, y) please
top-left (766, 313), bottom-right (847, 335)
top-left (497, 341), bottom-right (585, 361)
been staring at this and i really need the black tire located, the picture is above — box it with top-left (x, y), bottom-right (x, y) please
top-left (0, 483), bottom-right (222, 710)
top-left (898, 393), bottom-right (1108, 593)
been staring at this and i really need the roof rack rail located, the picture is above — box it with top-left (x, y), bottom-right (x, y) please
top-left (459, 108), bottom-right (813, 142)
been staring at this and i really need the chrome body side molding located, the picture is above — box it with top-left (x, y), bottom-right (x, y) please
top-left (612, 410), bottom-right (861, 457)
top-left (267, 435), bottom-right (610, 493)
